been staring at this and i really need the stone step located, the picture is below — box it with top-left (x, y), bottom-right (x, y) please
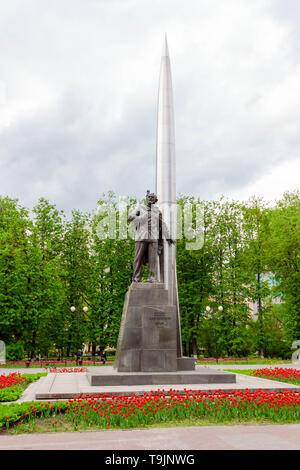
top-left (87, 368), bottom-right (236, 386)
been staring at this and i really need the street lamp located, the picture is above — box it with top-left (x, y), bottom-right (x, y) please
top-left (206, 305), bottom-right (223, 364)
top-left (70, 306), bottom-right (88, 364)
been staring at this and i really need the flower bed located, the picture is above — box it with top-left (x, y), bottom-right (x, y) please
top-left (66, 390), bottom-right (300, 428)
top-left (0, 373), bottom-right (27, 402)
top-left (251, 368), bottom-right (300, 385)
top-left (0, 373), bottom-right (27, 389)
top-left (49, 368), bottom-right (87, 373)
top-left (3, 388), bottom-right (299, 431)
top-left (0, 373), bottom-right (46, 402)
top-left (196, 358), bottom-right (291, 365)
top-left (1, 401), bottom-right (69, 428)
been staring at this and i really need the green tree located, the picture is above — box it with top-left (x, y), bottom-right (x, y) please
top-left (60, 210), bottom-right (93, 356)
top-left (87, 193), bottom-right (135, 355)
top-left (266, 191), bottom-right (300, 346)
top-left (0, 197), bottom-right (31, 347)
top-left (177, 197), bottom-right (214, 356)
top-left (209, 199), bottom-right (251, 357)
top-left (242, 197), bottom-right (271, 358)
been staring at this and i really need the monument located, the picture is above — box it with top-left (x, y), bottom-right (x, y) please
top-left (112, 188), bottom-right (189, 373)
top-left (87, 36), bottom-right (236, 386)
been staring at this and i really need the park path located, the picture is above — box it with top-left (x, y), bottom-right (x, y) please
top-left (0, 424), bottom-right (299, 450)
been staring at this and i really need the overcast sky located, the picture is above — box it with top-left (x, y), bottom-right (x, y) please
top-left (0, 0), bottom-right (299, 213)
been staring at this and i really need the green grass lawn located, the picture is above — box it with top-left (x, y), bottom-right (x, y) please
top-left (199, 360), bottom-right (292, 365)
top-left (6, 414), bottom-right (292, 435)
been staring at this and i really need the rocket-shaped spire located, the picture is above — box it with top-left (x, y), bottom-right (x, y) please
top-left (156, 33), bottom-right (175, 208)
top-left (156, 35), bottom-right (182, 356)
top-left (162, 33), bottom-right (169, 57)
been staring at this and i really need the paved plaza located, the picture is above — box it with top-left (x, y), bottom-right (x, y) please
top-left (0, 424), bottom-right (299, 450)
top-left (25, 364), bottom-right (300, 401)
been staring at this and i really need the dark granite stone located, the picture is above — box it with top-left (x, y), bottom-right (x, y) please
top-left (87, 367), bottom-right (236, 386)
top-left (177, 357), bottom-right (196, 371)
top-left (113, 282), bottom-right (195, 373)
top-left (140, 349), bottom-right (178, 372)
top-left (123, 307), bottom-right (143, 328)
top-left (120, 328), bottom-right (142, 349)
top-left (116, 349), bottom-right (141, 372)
top-left (127, 283), bottom-right (169, 307)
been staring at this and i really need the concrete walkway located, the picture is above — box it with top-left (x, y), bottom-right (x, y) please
top-left (43, 370), bottom-right (300, 398)
top-left (0, 424), bottom-right (299, 450)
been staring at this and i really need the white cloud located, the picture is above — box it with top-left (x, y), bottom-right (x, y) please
top-left (227, 157), bottom-right (300, 203)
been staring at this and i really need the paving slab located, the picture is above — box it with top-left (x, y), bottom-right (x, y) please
top-left (0, 423), bottom-right (299, 450)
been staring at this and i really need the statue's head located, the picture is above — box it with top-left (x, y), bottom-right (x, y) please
top-left (146, 190), bottom-right (158, 205)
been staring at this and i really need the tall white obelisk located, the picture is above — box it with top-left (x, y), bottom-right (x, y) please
top-left (156, 35), bottom-right (182, 356)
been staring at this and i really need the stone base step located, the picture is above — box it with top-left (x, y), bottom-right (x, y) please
top-left (87, 367), bottom-right (236, 386)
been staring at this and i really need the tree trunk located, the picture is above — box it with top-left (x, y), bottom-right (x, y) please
top-left (92, 342), bottom-right (96, 361)
top-left (192, 340), bottom-right (197, 358)
top-left (258, 296), bottom-right (264, 358)
top-left (30, 330), bottom-right (37, 359)
top-left (257, 272), bottom-right (264, 358)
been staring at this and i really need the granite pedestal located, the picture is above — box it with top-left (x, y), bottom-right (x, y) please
top-left (113, 282), bottom-right (194, 372)
top-left (88, 283), bottom-right (236, 386)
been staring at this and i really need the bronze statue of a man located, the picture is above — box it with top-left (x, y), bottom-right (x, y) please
top-left (128, 190), bottom-right (175, 282)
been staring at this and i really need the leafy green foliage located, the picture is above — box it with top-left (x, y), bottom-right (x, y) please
top-left (6, 343), bottom-right (24, 361)
top-left (0, 191), bottom-right (299, 359)
top-left (265, 192), bottom-right (300, 344)
top-left (0, 385), bottom-right (24, 402)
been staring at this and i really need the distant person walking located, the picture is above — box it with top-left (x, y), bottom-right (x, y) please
top-left (100, 349), bottom-right (107, 366)
top-left (76, 350), bottom-right (82, 366)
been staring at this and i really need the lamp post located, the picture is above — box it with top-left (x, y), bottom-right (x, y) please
top-left (206, 305), bottom-right (223, 364)
top-left (70, 306), bottom-right (88, 364)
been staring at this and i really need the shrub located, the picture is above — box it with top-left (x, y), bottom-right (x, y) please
top-left (0, 385), bottom-right (24, 402)
top-left (6, 343), bottom-right (24, 361)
